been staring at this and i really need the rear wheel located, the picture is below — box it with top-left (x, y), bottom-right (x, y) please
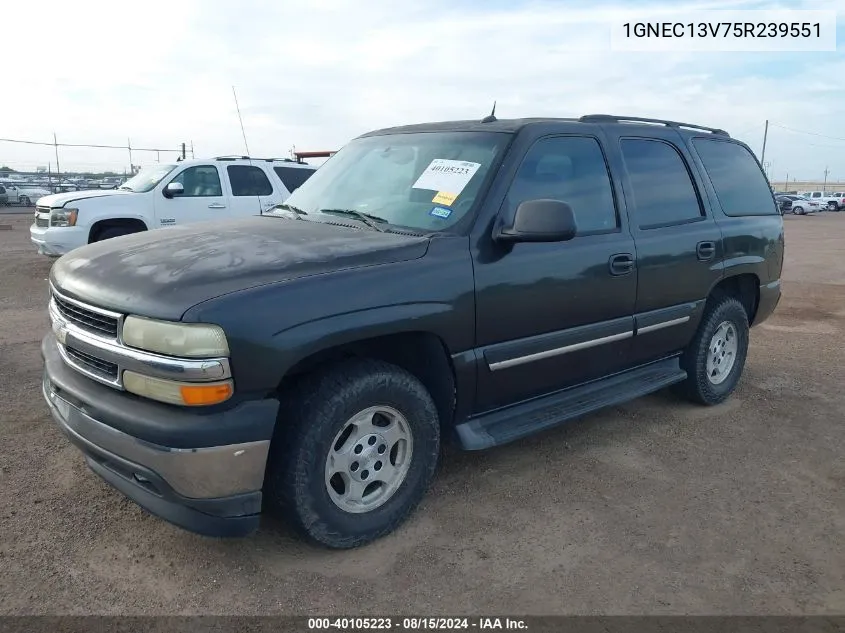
top-left (792, 205), bottom-right (804, 215)
top-left (678, 297), bottom-right (749, 406)
top-left (265, 358), bottom-right (440, 549)
top-left (20, 196), bottom-right (31, 206)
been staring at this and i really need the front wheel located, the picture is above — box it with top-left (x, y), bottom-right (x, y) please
top-left (265, 359), bottom-right (441, 549)
top-left (828, 201), bottom-right (838, 211)
top-left (677, 297), bottom-right (749, 406)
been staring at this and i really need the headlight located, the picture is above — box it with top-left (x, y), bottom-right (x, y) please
top-left (122, 315), bottom-right (230, 357)
top-left (51, 208), bottom-right (78, 227)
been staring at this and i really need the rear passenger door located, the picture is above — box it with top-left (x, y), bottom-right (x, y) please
top-left (225, 165), bottom-right (278, 216)
top-left (612, 131), bottom-right (724, 364)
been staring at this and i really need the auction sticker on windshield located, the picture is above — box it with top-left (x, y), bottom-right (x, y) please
top-left (412, 159), bottom-right (481, 198)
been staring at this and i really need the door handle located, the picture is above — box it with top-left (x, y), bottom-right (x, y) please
top-left (208, 203), bottom-right (226, 209)
top-left (696, 241), bottom-right (716, 261)
top-left (609, 253), bottom-right (635, 276)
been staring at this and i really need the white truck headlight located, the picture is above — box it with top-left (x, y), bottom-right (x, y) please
top-left (122, 316), bottom-right (230, 358)
top-left (51, 208), bottom-right (78, 227)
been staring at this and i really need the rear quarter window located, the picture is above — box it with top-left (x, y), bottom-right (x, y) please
top-left (273, 166), bottom-right (315, 193)
top-left (692, 139), bottom-right (777, 216)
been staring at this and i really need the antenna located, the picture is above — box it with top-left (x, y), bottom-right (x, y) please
top-left (232, 86), bottom-right (251, 156)
top-left (232, 86), bottom-right (263, 216)
top-left (481, 100), bottom-right (497, 123)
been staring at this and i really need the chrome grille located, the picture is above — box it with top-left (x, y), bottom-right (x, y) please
top-left (65, 345), bottom-right (119, 380)
top-left (52, 293), bottom-right (119, 338)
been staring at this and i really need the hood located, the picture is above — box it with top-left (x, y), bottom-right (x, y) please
top-left (50, 216), bottom-right (430, 320)
top-left (37, 189), bottom-right (133, 208)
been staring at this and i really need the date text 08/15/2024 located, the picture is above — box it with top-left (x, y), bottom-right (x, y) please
top-left (307, 617), bottom-right (528, 630)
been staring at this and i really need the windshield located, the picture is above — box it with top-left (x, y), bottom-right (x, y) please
top-left (119, 164), bottom-right (176, 193)
top-left (272, 131), bottom-right (509, 232)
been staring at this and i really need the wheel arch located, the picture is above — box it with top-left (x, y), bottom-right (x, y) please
top-left (88, 217), bottom-right (148, 242)
top-left (277, 329), bottom-right (457, 433)
top-left (706, 273), bottom-right (760, 325)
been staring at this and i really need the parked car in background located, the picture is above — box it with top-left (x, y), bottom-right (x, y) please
top-left (30, 156), bottom-right (319, 256)
top-left (827, 192), bottom-right (845, 210)
top-left (0, 185), bottom-right (8, 206)
top-left (1, 183), bottom-right (51, 206)
top-left (52, 182), bottom-right (82, 194)
top-left (777, 195), bottom-right (820, 215)
top-left (798, 191), bottom-right (841, 211)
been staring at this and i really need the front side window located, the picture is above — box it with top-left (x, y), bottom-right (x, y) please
top-left (169, 166), bottom-right (223, 197)
top-left (620, 139), bottom-right (703, 228)
top-left (692, 139), bottom-right (777, 217)
top-left (505, 136), bottom-right (618, 234)
top-left (274, 131), bottom-right (510, 232)
top-left (228, 166), bottom-right (273, 196)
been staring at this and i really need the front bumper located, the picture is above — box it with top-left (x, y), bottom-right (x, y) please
top-left (41, 334), bottom-right (276, 537)
top-left (29, 223), bottom-right (88, 256)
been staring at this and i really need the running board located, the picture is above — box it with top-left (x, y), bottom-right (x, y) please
top-left (455, 357), bottom-right (687, 450)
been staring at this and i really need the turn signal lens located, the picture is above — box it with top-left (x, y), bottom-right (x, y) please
top-left (123, 370), bottom-right (233, 406)
top-left (180, 383), bottom-right (234, 406)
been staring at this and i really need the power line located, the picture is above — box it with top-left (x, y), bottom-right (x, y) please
top-left (0, 137), bottom-right (184, 152)
top-left (769, 123), bottom-right (845, 143)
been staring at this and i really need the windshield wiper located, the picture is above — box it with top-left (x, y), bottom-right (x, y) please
top-left (271, 203), bottom-right (309, 219)
top-left (118, 186), bottom-right (133, 191)
top-left (318, 208), bottom-right (387, 232)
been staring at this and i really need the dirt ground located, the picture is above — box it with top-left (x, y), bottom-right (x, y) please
top-left (0, 213), bottom-right (843, 615)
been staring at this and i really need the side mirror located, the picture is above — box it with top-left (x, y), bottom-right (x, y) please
top-left (495, 199), bottom-right (577, 243)
top-left (163, 182), bottom-right (184, 198)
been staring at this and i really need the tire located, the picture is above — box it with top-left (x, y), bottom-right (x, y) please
top-left (93, 226), bottom-right (141, 242)
top-left (792, 206), bottom-right (804, 215)
top-left (677, 296), bottom-right (749, 406)
top-left (20, 196), bottom-right (31, 206)
top-left (828, 201), bottom-right (838, 211)
top-left (265, 358), bottom-right (441, 549)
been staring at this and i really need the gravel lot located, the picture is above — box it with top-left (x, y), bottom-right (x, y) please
top-left (1, 213), bottom-right (843, 615)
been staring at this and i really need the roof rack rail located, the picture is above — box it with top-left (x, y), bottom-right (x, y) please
top-left (214, 155), bottom-right (250, 161)
top-left (579, 114), bottom-right (729, 136)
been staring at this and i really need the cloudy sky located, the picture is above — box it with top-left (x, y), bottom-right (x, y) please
top-left (3, 0), bottom-right (844, 183)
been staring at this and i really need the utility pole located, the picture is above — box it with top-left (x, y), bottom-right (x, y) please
top-left (190, 140), bottom-right (194, 159)
top-left (760, 119), bottom-right (769, 164)
top-left (181, 142), bottom-right (186, 160)
top-left (823, 166), bottom-right (829, 192)
top-left (127, 138), bottom-right (133, 174)
top-left (53, 132), bottom-right (60, 177)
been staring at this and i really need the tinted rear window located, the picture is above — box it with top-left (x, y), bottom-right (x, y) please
top-left (273, 166), bottom-right (314, 193)
top-left (692, 139), bottom-right (777, 216)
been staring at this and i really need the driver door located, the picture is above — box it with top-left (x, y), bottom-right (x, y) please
top-left (472, 134), bottom-right (638, 412)
top-left (154, 164), bottom-right (228, 228)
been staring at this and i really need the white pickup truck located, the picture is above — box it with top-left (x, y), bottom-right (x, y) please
top-left (29, 156), bottom-right (318, 256)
